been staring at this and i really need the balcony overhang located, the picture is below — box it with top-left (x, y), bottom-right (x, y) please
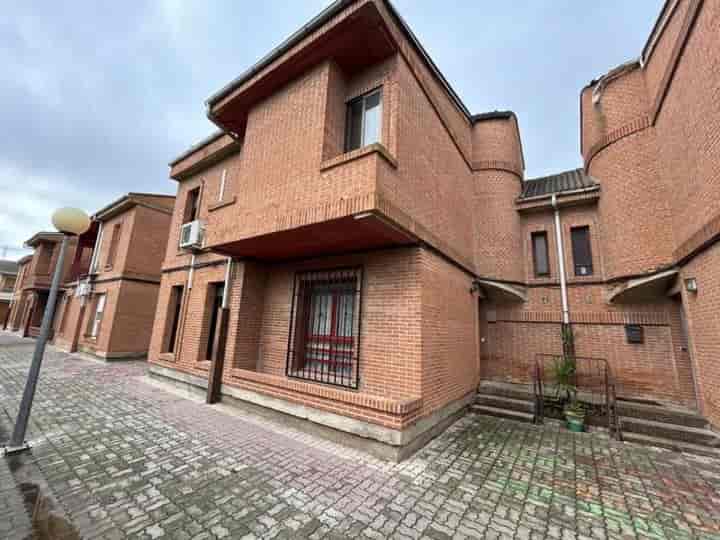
top-left (475, 279), bottom-right (527, 303)
top-left (208, 211), bottom-right (417, 261)
top-left (207, 1), bottom-right (396, 138)
top-left (607, 268), bottom-right (679, 304)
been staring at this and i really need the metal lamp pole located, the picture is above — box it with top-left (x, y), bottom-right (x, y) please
top-left (4, 208), bottom-right (89, 455)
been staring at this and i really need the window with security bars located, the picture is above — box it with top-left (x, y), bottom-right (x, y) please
top-left (286, 268), bottom-right (362, 389)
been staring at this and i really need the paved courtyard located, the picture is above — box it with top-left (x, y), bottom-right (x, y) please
top-left (1, 333), bottom-right (719, 540)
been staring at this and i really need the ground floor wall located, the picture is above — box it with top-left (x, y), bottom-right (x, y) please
top-left (479, 282), bottom-right (697, 408)
top-left (681, 243), bottom-right (720, 427)
top-left (149, 246), bottom-right (479, 450)
top-left (53, 279), bottom-right (160, 358)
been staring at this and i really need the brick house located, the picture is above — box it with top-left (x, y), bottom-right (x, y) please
top-left (0, 260), bottom-right (19, 325)
top-left (145, 0), bottom-right (719, 457)
top-left (6, 233), bottom-right (80, 338)
top-left (52, 193), bottom-right (176, 359)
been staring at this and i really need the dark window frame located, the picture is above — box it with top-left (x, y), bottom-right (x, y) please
top-left (184, 187), bottom-right (201, 224)
top-left (344, 88), bottom-right (383, 153)
top-left (531, 231), bottom-right (550, 277)
top-left (105, 223), bottom-right (122, 269)
top-left (205, 282), bottom-right (225, 361)
top-left (164, 285), bottom-right (184, 354)
top-left (286, 267), bottom-right (363, 390)
top-left (570, 225), bottom-right (594, 276)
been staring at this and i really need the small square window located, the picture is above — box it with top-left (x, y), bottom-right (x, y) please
top-left (625, 324), bottom-right (644, 344)
top-left (345, 89), bottom-right (382, 152)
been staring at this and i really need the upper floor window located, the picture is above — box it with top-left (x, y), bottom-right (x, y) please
top-left (571, 226), bottom-right (593, 276)
top-left (106, 223), bottom-right (122, 269)
top-left (218, 169), bottom-right (227, 202)
top-left (345, 89), bottom-right (382, 152)
top-left (531, 231), bottom-right (550, 277)
top-left (184, 187), bottom-right (200, 224)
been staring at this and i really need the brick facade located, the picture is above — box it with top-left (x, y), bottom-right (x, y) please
top-left (143, 0), bottom-right (719, 451)
top-left (49, 194), bottom-right (175, 359)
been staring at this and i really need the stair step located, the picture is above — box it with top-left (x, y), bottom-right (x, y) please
top-left (620, 416), bottom-right (719, 447)
top-left (621, 432), bottom-right (720, 458)
top-left (477, 381), bottom-right (535, 401)
top-left (471, 404), bottom-right (535, 423)
top-left (616, 400), bottom-right (706, 429)
top-left (475, 394), bottom-right (534, 413)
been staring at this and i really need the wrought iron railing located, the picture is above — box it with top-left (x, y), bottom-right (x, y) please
top-left (532, 353), bottom-right (621, 439)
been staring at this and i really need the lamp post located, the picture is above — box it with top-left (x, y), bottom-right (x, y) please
top-left (4, 207), bottom-right (90, 455)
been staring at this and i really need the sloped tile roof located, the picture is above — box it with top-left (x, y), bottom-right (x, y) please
top-left (520, 168), bottom-right (596, 199)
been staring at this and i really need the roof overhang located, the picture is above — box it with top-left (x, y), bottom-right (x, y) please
top-left (475, 279), bottom-right (527, 303)
top-left (607, 268), bottom-right (679, 304)
top-left (207, 211), bottom-right (418, 261)
top-left (93, 193), bottom-right (175, 221)
top-left (206, 1), bottom-right (397, 139)
top-left (516, 186), bottom-right (600, 213)
top-left (24, 232), bottom-right (64, 248)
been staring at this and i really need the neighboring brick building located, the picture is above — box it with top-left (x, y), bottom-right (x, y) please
top-left (143, 0), bottom-right (718, 457)
top-left (52, 193), bottom-right (175, 359)
top-left (6, 232), bottom-right (81, 338)
top-left (0, 260), bottom-right (19, 325)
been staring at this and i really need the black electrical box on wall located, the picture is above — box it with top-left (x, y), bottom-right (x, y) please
top-left (625, 324), bottom-right (644, 344)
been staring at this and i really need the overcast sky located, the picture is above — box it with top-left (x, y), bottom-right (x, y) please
top-left (0, 0), bottom-right (662, 259)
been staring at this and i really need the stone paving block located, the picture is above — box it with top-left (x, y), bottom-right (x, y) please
top-left (0, 335), bottom-right (719, 539)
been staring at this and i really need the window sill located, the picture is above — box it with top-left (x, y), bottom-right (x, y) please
top-left (208, 196), bottom-right (237, 212)
top-left (320, 143), bottom-right (397, 173)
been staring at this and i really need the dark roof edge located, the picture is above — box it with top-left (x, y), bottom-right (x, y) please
top-left (92, 193), bottom-right (175, 221)
top-left (641, 0), bottom-right (675, 63)
top-left (205, 0), bottom-right (353, 109)
top-left (471, 110), bottom-right (514, 122)
top-left (24, 232), bottom-right (64, 247)
top-left (204, 0), bottom-right (474, 121)
top-left (524, 167), bottom-right (586, 183)
top-left (168, 130), bottom-right (226, 167)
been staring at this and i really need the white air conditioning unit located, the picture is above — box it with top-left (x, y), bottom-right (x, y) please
top-left (179, 220), bottom-right (204, 249)
top-left (75, 281), bottom-right (92, 297)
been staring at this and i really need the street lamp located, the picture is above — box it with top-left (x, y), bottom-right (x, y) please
top-left (4, 207), bottom-right (90, 455)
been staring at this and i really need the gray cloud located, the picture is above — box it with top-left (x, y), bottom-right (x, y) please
top-left (0, 0), bottom-right (661, 257)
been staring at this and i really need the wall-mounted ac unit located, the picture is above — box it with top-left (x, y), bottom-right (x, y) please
top-left (75, 281), bottom-right (92, 297)
top-left (179, 220), bottom-right (204, 249)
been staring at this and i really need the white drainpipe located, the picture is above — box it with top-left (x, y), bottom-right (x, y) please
top-left (222, 258), bottom-right (232, 308)
top-left (188, 254), bottom-right (196, 289)
top-left (552, 194), bottom-right (570, 325)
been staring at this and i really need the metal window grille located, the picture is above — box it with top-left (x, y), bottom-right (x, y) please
top-left (286, 267), bottom-right (362, 389)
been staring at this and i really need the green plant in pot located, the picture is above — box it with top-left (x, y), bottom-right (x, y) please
top-left (564, 400), bottom-right (586, 432)
top-left (552, 356), bottom-right (586, 432)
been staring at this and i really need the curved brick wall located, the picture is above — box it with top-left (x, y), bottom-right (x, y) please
top-left (582, 74), bottom-right (674, 280)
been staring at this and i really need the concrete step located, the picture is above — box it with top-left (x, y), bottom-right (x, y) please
top-left (616, 400), bottom-right (707, 429)
top-left (622, 432), bottom-right (720, 459)
top-left (471, 404), bottom-right (535, 423)
top-left (477, 381), bottom-right (535, 401)
top-left (620, 416), bottom-right (720, 447)
top-left (475, 393), bottom-right (534, 414)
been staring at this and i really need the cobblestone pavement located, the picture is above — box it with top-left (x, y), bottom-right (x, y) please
top-left (1, 333), bottom-right (720, 539)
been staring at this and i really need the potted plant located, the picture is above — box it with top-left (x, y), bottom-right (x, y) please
top-left (564, 400), bottom-right (586, 432)
top-left (552, 356), bottom-right (586, 432)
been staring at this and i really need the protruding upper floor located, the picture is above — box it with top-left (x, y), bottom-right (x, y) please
top-left (167, 0), bottom-right (525, 280)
